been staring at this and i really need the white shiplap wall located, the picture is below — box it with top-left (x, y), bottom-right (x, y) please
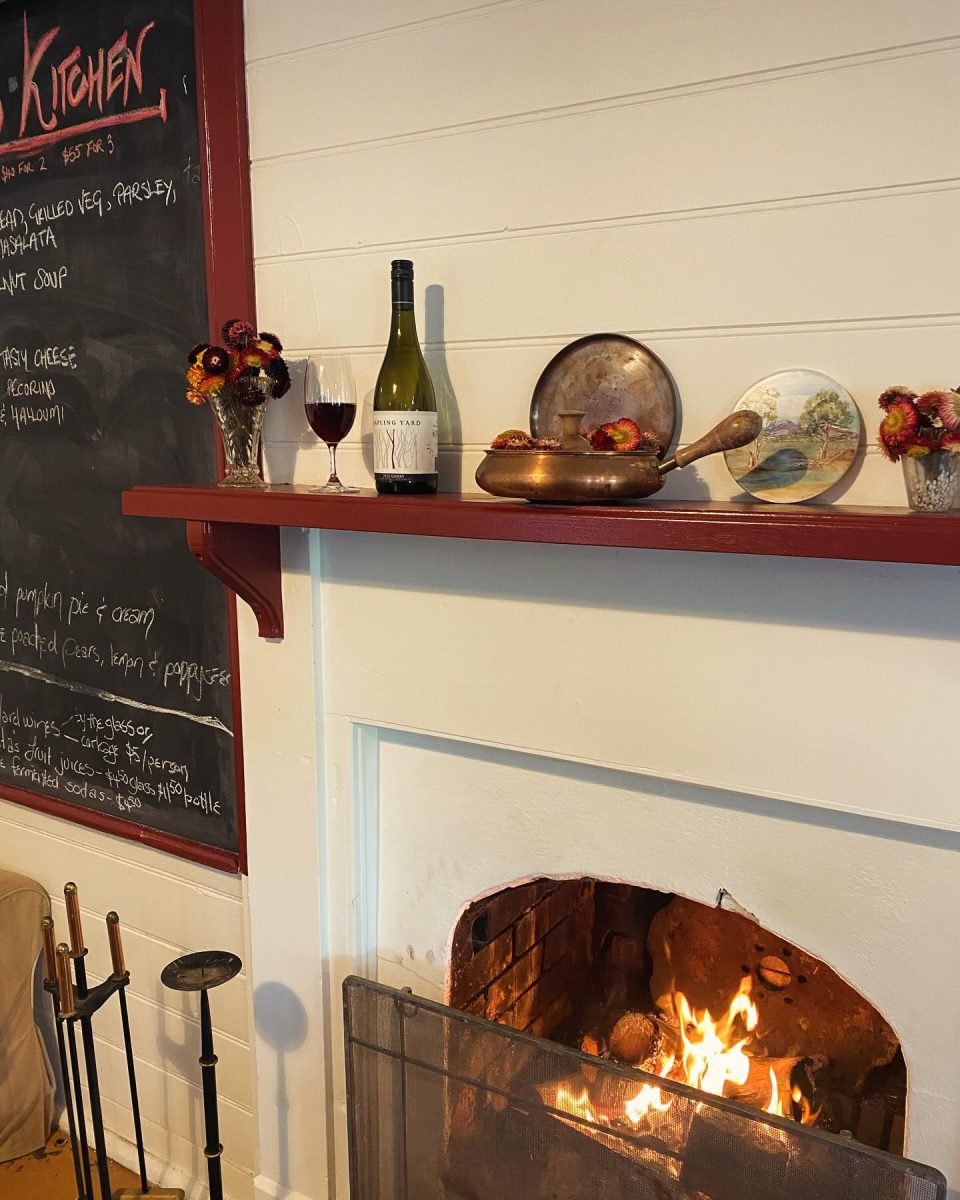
top-left (247, 0), bottom-right (960, 499)
top-left (241, 4), bottom-right (960, 1198)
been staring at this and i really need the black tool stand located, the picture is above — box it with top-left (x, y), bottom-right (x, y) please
top-left (60, 953), bottom-right (128, 1200)
top-left (161, 951), bottom-right (242, 1200)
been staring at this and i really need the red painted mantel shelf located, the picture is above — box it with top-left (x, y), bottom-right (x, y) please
top-left (121, 485), bottom-right (960, 640)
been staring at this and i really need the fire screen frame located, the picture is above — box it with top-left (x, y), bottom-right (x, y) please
top-left (343, 975), bottom-right (946, 1200)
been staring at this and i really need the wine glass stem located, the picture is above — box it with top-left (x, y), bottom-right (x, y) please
top-left (327, 443), bottom-right (342, 486)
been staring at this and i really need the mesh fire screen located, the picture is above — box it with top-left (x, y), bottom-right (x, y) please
top-left (343, 976), bottom-right (946, 1200)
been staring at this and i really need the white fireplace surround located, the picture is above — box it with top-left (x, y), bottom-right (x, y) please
top-left (240, 528), bottom-right (960, 1200)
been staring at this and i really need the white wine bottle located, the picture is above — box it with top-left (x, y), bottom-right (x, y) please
top-left (373, 259), bottom-right (438, 494)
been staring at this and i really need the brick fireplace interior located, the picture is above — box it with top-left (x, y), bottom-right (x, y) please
top-left (446, 878), bottom-right (906, 1154)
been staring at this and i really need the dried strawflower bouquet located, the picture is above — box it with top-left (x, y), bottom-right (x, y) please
top-left (186, 318), bottom-right (293, 487)
top-left (186, 318), bottom-right (291, 406)
top-left (877, 386), bottom-right (960, 461)
top-left (878, 385), bottom-right (960, 512)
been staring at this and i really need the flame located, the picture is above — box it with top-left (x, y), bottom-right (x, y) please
top-left (624, 1080), bottom-right (673, 1126)
top-left (792, 1084), bottom-right (821, 1126)
top-left (764, 1067), bottom-right (781, 1116)
top-left (545, 976), bottom-right (818, 1137)
top-left (675, 976), bottom-right (757, 1098)
top-left (552, 1084), bottom-right (601, 1125)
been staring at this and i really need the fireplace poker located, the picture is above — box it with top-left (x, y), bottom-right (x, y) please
top-left (107, 911), bottom-right (149, 1194)
top-left (65, 882), bottom-right (113, 1200)
top-left (57, 941), bottom-right (94, 1200)
top-left (42, 917), bottom-right (86, 1200)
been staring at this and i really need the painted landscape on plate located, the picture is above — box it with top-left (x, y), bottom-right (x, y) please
top-left (724, 370), bottom-right (861, 503)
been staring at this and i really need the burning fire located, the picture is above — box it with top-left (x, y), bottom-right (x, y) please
top-left (543, 976), bottom-right (819, 1133)
top-left (673, 976), bottom-right (762, 1103)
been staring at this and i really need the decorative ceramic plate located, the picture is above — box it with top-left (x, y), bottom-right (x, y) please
top-left (723, 369), bottom-right (861, 503)
top-left (529, 333), bottom-right (678, 457)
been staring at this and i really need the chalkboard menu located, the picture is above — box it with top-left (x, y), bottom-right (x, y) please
top-left (0, 1), bottom-right (244, 867)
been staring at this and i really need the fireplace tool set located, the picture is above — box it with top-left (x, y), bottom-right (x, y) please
top-left (41, 882), bottom-right (181, 1200)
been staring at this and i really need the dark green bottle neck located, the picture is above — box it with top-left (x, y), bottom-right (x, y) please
top-left (388, 304), bottom-right (420, 347)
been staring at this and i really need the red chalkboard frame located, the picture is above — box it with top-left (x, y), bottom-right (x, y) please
top-left (0, 0), bottom-right (253, 874)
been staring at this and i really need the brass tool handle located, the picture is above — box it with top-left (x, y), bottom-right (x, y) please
top-left (64, 882), bottom-right (85, 955)
top-left (106, 912), bottom-right (126, 978)
top-left (660, 410), bottom-right (763, 475)
top-left (41, 916), bottom-right (57, 986)
top-left (56, 943), bottom-right (76, 1016)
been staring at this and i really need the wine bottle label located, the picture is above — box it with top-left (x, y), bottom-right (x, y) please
top-left (373, 412), bottom-right (438, 475)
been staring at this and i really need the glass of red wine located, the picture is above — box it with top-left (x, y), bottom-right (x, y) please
top-left (304, 354), bottom-right (358, 494)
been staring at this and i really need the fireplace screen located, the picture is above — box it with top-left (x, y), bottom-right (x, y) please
top-left (343, 976), bottom-right (946, 1200)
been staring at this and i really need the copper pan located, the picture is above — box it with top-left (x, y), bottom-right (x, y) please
top-left (476, 411), bottom-right (761, 504)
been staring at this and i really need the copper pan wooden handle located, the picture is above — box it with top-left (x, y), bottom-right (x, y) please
top-left (660, 411), bottom-right (763, 475)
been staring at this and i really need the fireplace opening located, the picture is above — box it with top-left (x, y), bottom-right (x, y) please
top-left (446, 879), bottom-right (906, 1154)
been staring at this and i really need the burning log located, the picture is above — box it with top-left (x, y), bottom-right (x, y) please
top-left (608, 1011), bottom-right (680, 1071)
top-left (725, 1054), bottom-right (825, 1117)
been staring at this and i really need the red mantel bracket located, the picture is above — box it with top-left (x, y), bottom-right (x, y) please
top-left (186, 520), bottom-right (283, 639)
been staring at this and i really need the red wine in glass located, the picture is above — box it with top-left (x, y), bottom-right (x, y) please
top-left (304, 356), bottom-right (358, 493)
top-left (305, 401), bottom-right (356, 445)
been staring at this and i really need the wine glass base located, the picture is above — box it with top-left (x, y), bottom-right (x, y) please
top-left (308, 483), bottom-right (359, 495)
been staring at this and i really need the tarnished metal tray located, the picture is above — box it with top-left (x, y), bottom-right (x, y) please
top-left (530, 333), bottom-right (678, 457)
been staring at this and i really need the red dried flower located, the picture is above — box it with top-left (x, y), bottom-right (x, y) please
top-left (200, 345), bottom-right (230, 375)
top-left (878, 386), bottom-right (917, 411)
top-left (258, 331), bottom-right (283, 353)
top-left (941, 430), bottom-right (960, 453)
top-left (490, 429), bottom-right (532, 449)
top-left (587, 427), bottom-right (616, 451)
top-left (222, 318), bottom-right (257, 349)
top-left (587, 418), bottom-right (659, 453)
top-left (924, 389), bottom-right (960, 431)
top-left (878, 398), bottom-right (920, 461)
top-left (188, 342), bottom-right (211, 363)
top-left (266, 357), bottom-right (291, 397)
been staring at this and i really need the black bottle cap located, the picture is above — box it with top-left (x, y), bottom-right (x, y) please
top-left (391, 259), bottom-right (414, 279)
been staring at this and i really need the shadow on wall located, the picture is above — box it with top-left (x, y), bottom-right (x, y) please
top-left (263, 357), bottom-right (310, 485)
top-left (155, 983), bottom-right (206, 1180)
top-left (424, 283), bottom-right (463, 490)
top-left (254, 982), bottom-right (309, 1200)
